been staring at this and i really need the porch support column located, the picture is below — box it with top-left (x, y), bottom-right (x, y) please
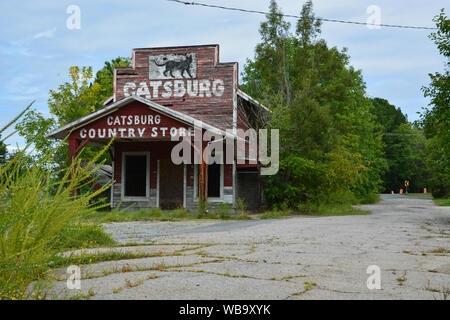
top-left (199, 140), bottom-right (208, 204)
top-left (68, 136), bottom-right (79, 196)
top-left (68, 136), bottom-right (78, 167)
top-left (187, 134), bottom-right (208, 206)
top-left (68, 136), bottom-right (91, 196)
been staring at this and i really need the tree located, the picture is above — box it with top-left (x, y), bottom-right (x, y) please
top-left (94, 57), bottom-right (131, 102)
top-left (368, 98), bottom-right (428, 193)
top-left (48, 57), bottom-right (132, 126)
top-left (16, 57), bottom-right (132, 170)
top-left (420, 9), bottom-right (449, 198)
top-left (0, 139), bottom-right (6, 164)
top-left (381, 123), bottom-right (427, 193)
top-left (242, 0), bottom-right (292, 106)
top-left (243, 0), bottom-right (386, 207)
top-left (370, 98), bottom-right (407, 133)
top-left (15, 67), bottom-right (101, 172)
top-left (14, 110), bottom-right (60, 165)
top-left (49, 66), bottom-right (102, 126)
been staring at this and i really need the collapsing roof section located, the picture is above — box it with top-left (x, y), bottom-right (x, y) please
top-left (237, 89), bottom-right (271, 130)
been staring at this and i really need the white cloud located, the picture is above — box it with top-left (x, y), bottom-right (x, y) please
top-left (6, 145), bottom-right (19, 153)
top-left (0, 0), bottom-right (447, 145)
top-left (33, 28), bottom-right (56, 39)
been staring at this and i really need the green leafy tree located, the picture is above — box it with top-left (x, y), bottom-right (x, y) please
top-left (94, 56), bottom-right (131, 102)
top-left (369, 98), bottom-right (428, 193)
top-left (15, 110), bottom-right (58, 163)
top-left (382, 123), bottom-right (427, 193)
top-left (0, 139), bottom-right (6, 164)
top-left (49, 66), bottom-right (102, 126)
top-left (16, 57), bottom-right (131, 170)
top-left (243, 0), bottom-right (385, 207)
top-left (242, 0), bottom-right (292, 107)
top-left (420, 9), bottom-right (449, 198)
top-left (48, 57), bottom-right (131, 127)
top-left (371, 98), bottom-right (408, 132)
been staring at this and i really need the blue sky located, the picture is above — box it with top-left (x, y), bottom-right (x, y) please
top-left (0, 0), bottom-right (447, 150)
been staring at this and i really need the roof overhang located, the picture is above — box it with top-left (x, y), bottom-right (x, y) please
top-left (47, 95), bottom-right (242, 141)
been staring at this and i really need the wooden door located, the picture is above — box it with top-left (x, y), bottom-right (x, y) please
top-left (159, 159), bottom-right (184, 210)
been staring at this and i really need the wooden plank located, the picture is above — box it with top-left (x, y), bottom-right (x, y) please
top-left (159, 159), bottom-right (184, 210)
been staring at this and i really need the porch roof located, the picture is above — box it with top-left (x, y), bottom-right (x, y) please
top-left (47, 95), bottom-right (241, 141)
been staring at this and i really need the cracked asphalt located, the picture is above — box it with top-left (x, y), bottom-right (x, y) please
top-left (50, 194), bottom-right (449, 299)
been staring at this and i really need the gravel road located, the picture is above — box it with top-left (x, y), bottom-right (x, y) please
top-left (51, 194), bottom-right (450, 299)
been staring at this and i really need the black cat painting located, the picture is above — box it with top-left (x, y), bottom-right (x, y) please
top-left (152, 54), bottom-right (194, 78)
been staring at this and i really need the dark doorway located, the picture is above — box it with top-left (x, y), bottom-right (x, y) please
top-left (208, 163), bottom-right (221, 198)
top-left (159, 159), bottom-right (184, 210)
top-left (124, 154), bottom-right (147, 197)
top-left (237, 169), bottom-right (261, 211)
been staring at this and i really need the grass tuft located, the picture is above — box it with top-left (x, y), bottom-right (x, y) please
top-left (259, 203), bottom-right (370, 219)
top-left (0, 108), bottom-right (116, 300)
top-left (434, 198), bottom-right (450, 206)
top-left (80, 207), bottom-right (253, 223)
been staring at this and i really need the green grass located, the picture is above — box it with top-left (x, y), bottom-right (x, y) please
top-left (81, 208), bottom-right (192, 223)
top-left (300, 204), bottom-right (370, 216)
top-left (259, 210), bottom-right (292, 219)
top-left (400, 193), bottom-right (448, 206)
top-left (433, 198), bottom-right (450, 206)
top-left (80, 208), bottom-right (252, 223)
top-left (259, 203), bottom-right (370, 219)
top-left (403, 193), bottom-right (433, 198)
top-left (51, 223), bottom-right (116, 251)
top-left (49, 250), bottom-right (173, 269)
top-left (82, 202), bottom-right (369, 223)
top-left (429, 247), bottom-right (449, 254)
top-left (358, 193), bottom-right (381, 204)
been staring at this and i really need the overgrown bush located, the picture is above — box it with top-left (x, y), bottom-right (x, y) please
top-left (235, 198), bottom-right (247, 216)
top-left (197, 197), bottom-right (208, 218)
top-left (216, 202), bottom-right (232, 218)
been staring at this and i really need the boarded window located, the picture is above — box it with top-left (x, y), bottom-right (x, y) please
top-left (208, 164), bottom-right (221, 198)
top-left (125, 155), bottom-right (147, 197)
top-left (159, 159), bottom-right (184, 209)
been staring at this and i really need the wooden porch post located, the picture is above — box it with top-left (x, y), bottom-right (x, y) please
top-left (68, 136), bottom-right (91, 196)
top-left (187, 134), bottom-right (208, 206)
top-left (68, 136), bottom-right (79, 196)
top-left (68, 136), bottom-right (78, 167)
top-left (199, 152), bottom-right (205, 202)
top-left (199, 140), bottom-right (208, 203)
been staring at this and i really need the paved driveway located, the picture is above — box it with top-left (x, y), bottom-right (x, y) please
top-left (52, 194), bottom-right (450, 299)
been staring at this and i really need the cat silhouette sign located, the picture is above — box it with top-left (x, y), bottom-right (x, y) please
top-left (150, 53), bottom-right (197, 80)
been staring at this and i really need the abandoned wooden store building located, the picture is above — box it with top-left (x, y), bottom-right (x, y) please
top-left (48, 44), bottom-right (269, 211)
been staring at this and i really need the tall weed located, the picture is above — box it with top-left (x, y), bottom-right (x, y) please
top-left (0, 106), bottom-right (113, 299)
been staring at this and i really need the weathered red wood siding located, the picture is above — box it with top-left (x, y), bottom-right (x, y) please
top-left (114, 45), bottom-right (237, 131)
top-left (72, 101), bottom-right (191, 140)
top-left (114, 141), bottom-right (180, 186)
top-left (113, 142), bottom-right (234, 188)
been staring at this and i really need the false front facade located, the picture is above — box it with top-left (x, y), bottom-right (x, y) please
top-left (48, 44), bottom-right (268, 211)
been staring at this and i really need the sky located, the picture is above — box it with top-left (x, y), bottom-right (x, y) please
top-left (0, 0), bottom-right (447, 151)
